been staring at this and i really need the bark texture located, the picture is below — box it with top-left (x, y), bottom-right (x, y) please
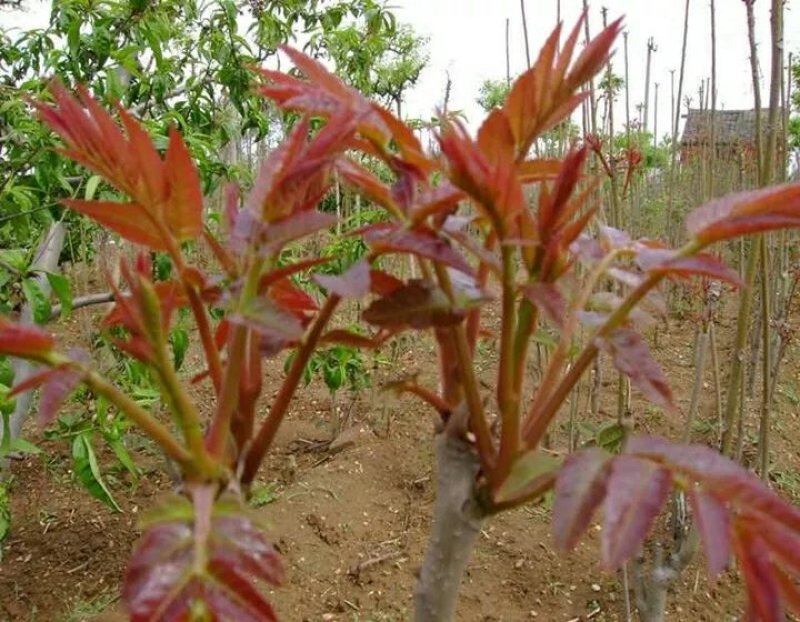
top-left (1, 222), bottom-right (65, 472)
top-left (414, 433), bottom-right (484, 622)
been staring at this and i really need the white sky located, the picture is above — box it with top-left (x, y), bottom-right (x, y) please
top-left (3, 0), bottom-right (799, 138)
top-left (396, 0), bottom-right (800, 134)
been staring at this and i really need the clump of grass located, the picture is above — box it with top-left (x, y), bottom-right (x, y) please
top-left (62, 588), bottom-right (119, 622)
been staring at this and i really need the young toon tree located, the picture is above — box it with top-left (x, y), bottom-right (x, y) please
top-left (2, 11), bottom-right (800, 622)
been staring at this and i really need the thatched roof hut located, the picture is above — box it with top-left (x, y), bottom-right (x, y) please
top-left (680, 108), bottom-right (785, 162)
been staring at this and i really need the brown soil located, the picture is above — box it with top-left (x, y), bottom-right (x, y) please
top-left (0, 300), bottom-right (798, 622)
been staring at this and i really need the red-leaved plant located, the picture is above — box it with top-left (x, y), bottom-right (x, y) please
top-left (2, 11), bottom-right (800, 622)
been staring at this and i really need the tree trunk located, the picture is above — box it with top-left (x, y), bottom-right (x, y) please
top-left (1, 222), bottom-right (65, 471)
top-left (414, 432), bottom-right (484, 622)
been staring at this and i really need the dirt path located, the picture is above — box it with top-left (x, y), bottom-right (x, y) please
top-left (1, 309), bottom-right (798, 621)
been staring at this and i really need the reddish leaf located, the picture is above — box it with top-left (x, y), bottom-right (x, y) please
top-left (503, 16), bottom-right (621, 156)
top-left (244, 114), bottom-right (354, 223)
top-left (503, 24), bottom-right (561, 152)
top-left (773, 566), bottom-right (800, 616)
top-left (523, 282), bottom-right (566, 328)
top-left (539, 149), bottom-right (588, 241)
top-left (39, 361), bottom-right (84, 428)
top-left (163, 126), bottom-right (204, 242)
top-left (231, 298), bottom-right (305, 343)
top-left (598, 225), bottom-right (633, 252)
top-left (207, 514), bottom-right (283, 585)
top-left (224, 182), bottom-right (241, 231)
top-left (448, 268), bottom-right (490, 305)
top-left (489, 157), bottom-right (527, 229)
top-left (124, 497), bottom-right (282, 622)
top-left (410, 183), bottom-right (464, 223)
top-left (437, 120), bottom-right (496, 218)
top-left (362, 280), bottom-right (464, 329)
top-left (369, 269), bottom-right (404, 296)
top-left (595, 328), bottom-right (674, 412)
top-left (8, 367), bottom-right (54, 397)
top-left (366, 226), bottom-right (473, 275)
top-left (638, 248), bottom-right (742, 287)
top-left (204, 229), bottom-right (238, 277)
top-left (36, 82), bottom-right (135, 196)
top-left (314, 260), bottom-right (371, 299)
top-left (0, 318), bottom-right (54, 358)
top-left (476, 108), bottom-right (515, 165)
top-left (215, 319), bottom-right (231, 350)
top-left (606, 267), bottom-right (645, 288)
top-left (571, 234), bottom-right (605, 266)
top-left (62, 200), bottom-right (165, 250)
top-left (626, 436), bottom-right (800, 534)
top-left (444, 227), bottom-right (502, 276)
top-left (258, 257), bottom-right (332, 292)
top-left (258, 47), bottom-right (364, 116)
top-left (103, 281), bottom-right (188, 328)
top-left (319, 329), bottom-right (383, 348)
top-left (336, 159), bottom-right (398, 215)
top-left (688, 489), bottom-right (731, 581)
top-left (370, 106), bottom-right (433, 174)
top-left (124, 521), bottom-right (193, 620)
top-left (552, 448), bottom-right (611, 551)
top-left (38, 84), bottom-right (202, 249)
top-left (753, 514), bottom-right (800, 575)
top-left (734, 527), bottom-right (784, 622)
top-left (269, 278), bottom-right (318, 316)
top-left (391, 162), bottom-right (420, 213)
top-left (254, 47), bottom-right (400, 163)
top-left (602, 455), bottom-right (672, 570)
top-left (584, 292), bottom-right (654, 329)
top-left (686, 182), bottom-right (800, 245)
top-left (269, 210), bottom-right (336, 247)
top-left (568, 15), bottom-right (623, 89)
top-left (517, 158), bottom-right (562, 183)
top-left (242, 210), bottom-right (337, 255)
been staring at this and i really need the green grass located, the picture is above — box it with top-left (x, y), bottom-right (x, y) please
top-left (61, 588), bottom-right (119, 622)
top-left (772, 468), bottom-right (800, 504)
top-left (249, 481), bottom-right (280, 508)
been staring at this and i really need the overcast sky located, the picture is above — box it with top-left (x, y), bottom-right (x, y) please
top-left (4, 1), bottom-right (799, 138)
top-left (395, 0), bottom-right (799, 134)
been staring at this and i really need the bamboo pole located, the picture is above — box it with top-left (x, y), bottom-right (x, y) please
top-left (520, 0), bottom-right (531, 68)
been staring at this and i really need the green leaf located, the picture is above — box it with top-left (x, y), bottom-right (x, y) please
top-left (72, 432), bottom-right (121, 512)
top-left (531, 329), bottom-right (558, 348)
top-left (46, 272), bottom-right (72, 317)
top-left (144, 27), bottom-right (164, 71)
top-left (106, 436), bottom-right (139, 481)
top-left (0, 483), bottom-right (10, 544)
top-left (322, 363), bottom-right (345, 393)
top-left (249, 482), bottom-right (279, 508)
top-left (0, 249), bottom-right (28, 273)
top-left (130, 385), bottom-right (160, 407)
top-left (9, 437), bottom-right (41, 455)
top-left (66, 19), bottom-right (81, 59)
top-left (84, 175), bottom-right (102, 201)
top-left (0, 383), bottom-right (15, 417)
top-left (0, 360), bottom-right (13, 387)
top-left (169, 327), bottom-right (188, 370)
top-left (22, 278), bottom-right (51, 325)
top-left (596, 421), bottom-right (627, 453)
top-left (495, 449), bottom-right (559, 504)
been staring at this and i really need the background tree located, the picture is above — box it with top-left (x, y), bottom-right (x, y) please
top-left (476, 77), bottom-right (510, 111)
top-left (319, 22), bottom-right (428, 118)
top-left (0, 0), bottom-right (407, 258)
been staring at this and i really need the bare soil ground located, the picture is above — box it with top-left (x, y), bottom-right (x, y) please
top-left (0, 296), bottom-right (798, 621)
